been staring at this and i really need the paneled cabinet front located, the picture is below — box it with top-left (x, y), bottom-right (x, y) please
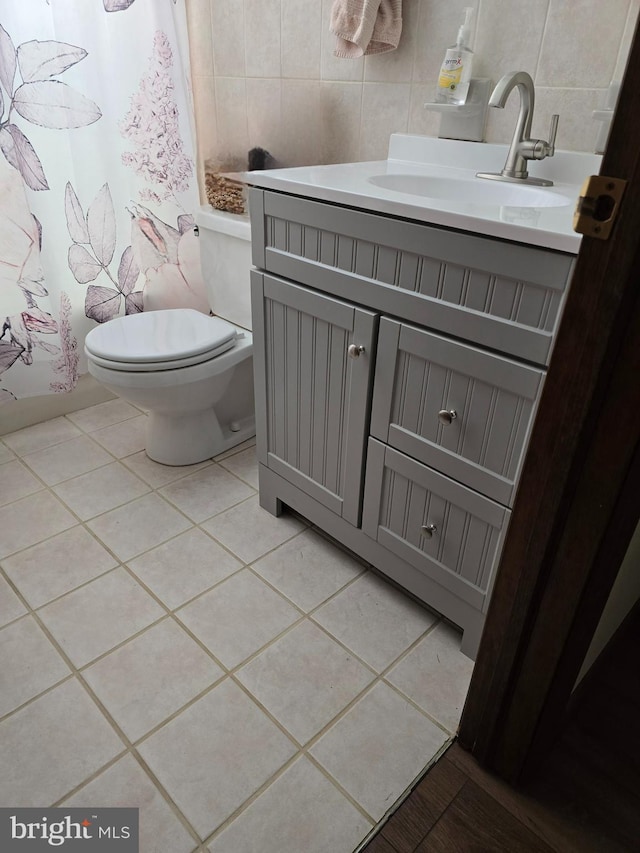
top-left (249, 188), bottom-right (572, 656)
top-left (251, 271), bottom-right (377, 526)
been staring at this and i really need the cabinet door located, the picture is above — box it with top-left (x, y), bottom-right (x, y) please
top-left (251, 271), bottom-right (377, 525)
top-left (371, 319), bottom-right (543, 506)
top-left (362, 439), bottom-right (510, 615)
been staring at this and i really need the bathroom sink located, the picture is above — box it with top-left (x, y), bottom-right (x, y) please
top-left (368, 173), bottom-right (572, 208)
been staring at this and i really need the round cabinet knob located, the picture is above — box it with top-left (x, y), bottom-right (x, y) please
top-left (438, 409), bottom-right (458, 425)
top-left (348, 344), bottom-right (365, 359)
top-left (421, 523), bottom-right (437, 538)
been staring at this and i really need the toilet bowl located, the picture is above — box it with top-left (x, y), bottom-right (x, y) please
top-left (84, 209), bottom-right (255, 466)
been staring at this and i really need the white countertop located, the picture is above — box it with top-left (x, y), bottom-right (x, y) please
top-left (244, 135), bottom-right (602, 255)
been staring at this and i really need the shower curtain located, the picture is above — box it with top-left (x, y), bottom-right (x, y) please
top-left (0, 0), bottom-right (205, 403)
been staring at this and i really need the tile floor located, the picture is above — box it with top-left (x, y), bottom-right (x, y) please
top-left (0, 399), bottom-right (474, 853)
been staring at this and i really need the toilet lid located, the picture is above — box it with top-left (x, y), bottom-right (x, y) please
top-left (85, 309), bottom-right (238, 367)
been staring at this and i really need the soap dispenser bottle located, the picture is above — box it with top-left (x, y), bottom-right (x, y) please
top-left (436, 7), bottom-right (474, 105)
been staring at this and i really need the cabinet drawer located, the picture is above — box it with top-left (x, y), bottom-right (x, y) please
top-left (362, 440), bottom-right (509, 613)
top-left (371, 319), bottom-right (543, 506)
top-left (250, 188), bottom-right (573, 366)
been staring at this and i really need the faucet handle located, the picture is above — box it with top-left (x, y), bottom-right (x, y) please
top-left (547, 114), bottom-right (559, 155)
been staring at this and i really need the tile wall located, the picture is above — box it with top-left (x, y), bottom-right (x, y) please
top-left (186, 0), bottom-right (639, 194)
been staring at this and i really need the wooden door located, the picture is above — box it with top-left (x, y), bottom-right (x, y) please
top-left (460, 16), bottom-right (640, 782)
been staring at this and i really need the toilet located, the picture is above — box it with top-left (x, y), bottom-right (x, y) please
top-left (84, 209), bottom-right (255, 466)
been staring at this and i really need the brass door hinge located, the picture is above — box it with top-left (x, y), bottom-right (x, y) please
top-left (573, 175), bottom-right (627, 240)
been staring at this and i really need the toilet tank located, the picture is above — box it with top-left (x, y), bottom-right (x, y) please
top-left (195, 207), bottom-right (253, 330)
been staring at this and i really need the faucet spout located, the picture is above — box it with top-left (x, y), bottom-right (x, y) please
top-left (477, 71), bottom-right (559, 187)
top-left (491, 71), bottom-right (535, 179)
top-left (490, 71), bottom-right (534, 140)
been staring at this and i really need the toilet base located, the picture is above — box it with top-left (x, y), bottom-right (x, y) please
top-left (146, 409), bottom-right (256, 466)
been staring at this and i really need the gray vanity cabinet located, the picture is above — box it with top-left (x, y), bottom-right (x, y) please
top-left (249, 187), bottom-right (575, 656)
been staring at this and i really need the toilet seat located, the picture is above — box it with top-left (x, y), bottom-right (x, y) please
top-left (85, 309), bottom-right (240, 372)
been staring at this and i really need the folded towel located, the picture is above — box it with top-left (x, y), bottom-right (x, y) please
top-left (330, 0), bottom-right (402, 58)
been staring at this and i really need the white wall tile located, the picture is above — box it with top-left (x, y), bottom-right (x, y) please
top-left (474, 0), bottom-right (549, 81)
top-left (318, 82), bottom-right (363, 164)
top-left (214, 77), bottom-right (249, 168)
top-left (211, 0), bottom-right (246, 77)
top-left (280, 80), bottom-right (322, 166)
top-left (360, 83), bottom-right (411, 161)
top-left (614, 0), bottom-right (640, 80)
top-left (245, 0), bottom-right (282, 78)
top-left (246, 78), bottom-right (283, 159)
top-left (534, 87), bottom-right (602, 153)
top-left (537, 0), bottom-right (629, 88)
top-left (282, 0), bottom-right (322, 79)
top-left (186, 0), bottom-right (214, 77)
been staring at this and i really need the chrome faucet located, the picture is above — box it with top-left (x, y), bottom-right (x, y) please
top-left (477, 71), bottom-right (559, 187)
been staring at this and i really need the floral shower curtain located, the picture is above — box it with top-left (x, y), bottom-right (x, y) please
top-left (0, 0), bottom-right (206, 404)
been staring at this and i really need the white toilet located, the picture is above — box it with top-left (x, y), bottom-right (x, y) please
top-left (85, 209), bottom-right (255, 466)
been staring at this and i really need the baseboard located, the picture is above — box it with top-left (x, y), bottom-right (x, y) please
top-left (0, 374), bottom-right (116, 435)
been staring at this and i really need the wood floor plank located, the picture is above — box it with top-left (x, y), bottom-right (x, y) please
top-left (446, 744), bottom-right (594, 853)
top-left (360, 833), bottom-right (398, 853)
top-left (415, 779), bottom-right (555, 853)
top-left (380, 755), bottom-right (466, 852)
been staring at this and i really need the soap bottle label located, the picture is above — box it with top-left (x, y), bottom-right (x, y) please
top-left (437, 48), bottom-right (471, 104)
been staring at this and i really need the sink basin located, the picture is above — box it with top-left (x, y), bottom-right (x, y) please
top-left (368, 174), bottom-right (572, 208)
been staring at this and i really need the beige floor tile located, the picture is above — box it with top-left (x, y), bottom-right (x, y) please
top-left (22, 435), bottom-right (113, 485)
top-left (310, 682), bottom-right (449, 820)
top-left (0, 460), bottom-right (43, 506)
top-left (252, 529), bottom-right (365, 612)
top-left (2, 526), bottom-right (118, 609)
top-left (208, 756), bottom-right (372, 853)
top-left (38, 568), bottom-right (165, 667)
top-left (160, 464), bottom-right (254, 523)
top-left (87, 494), bottom-right (192, 561)
top-left (121, 452), bottom-right (212, 489)
top-left (0, 492), bottom-right (76, 559)
top-left (54, 461), bottom-right (150, 520)
top-left (213, 437), bottom-right (256, 462)
top-left (2, 417), bottom-right (81, 456)
top-left (218, 446), bottom-right (259, 489)
top-left (0, 442), bottom-right (16, 464)
top-left (0, 616), bottom-right (71, 716)
top-left (67, 399), bottom-right (141, 433)
top-left (313, 572), bottom-right (437, 672)
top-left (91, 415), bottom-right (148, 458)
top-left (0, 575), bottom-right (26, 627)
top-left (138, 679), bottom-right (296, 839)
top-left (386, 622), bottom-right (474, 733)
top-left (202, 496), bottom-right (305, 563)
top-left (237, 620), bottom-right (374, 744)
top-left (64, 753), bottom-right (197, 853)
top-left (128, 529), bottom-right (242, 610)
top-left (177, 569), bottom-right (300, 668)
top-left (0, 678), bottom-right (124, 807)
top-left (84, 619), bottom-right (224, 741)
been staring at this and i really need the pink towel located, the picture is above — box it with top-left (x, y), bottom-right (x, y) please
top-left (330, 0), bottom-right (403, 58)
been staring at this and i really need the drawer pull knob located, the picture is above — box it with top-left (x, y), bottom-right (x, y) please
top-left (348, 344), bottom-right (365, 359)
top-left (421, 523), bottom-right (437, 538)
top-left (438, 409), bottom-right (458, 425)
